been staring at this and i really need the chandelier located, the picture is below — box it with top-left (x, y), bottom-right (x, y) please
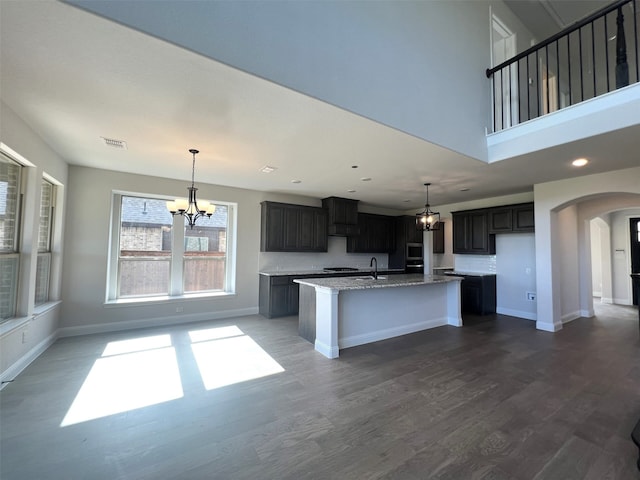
top-left (166, 149), bottom-right (215, 229)
top-left (415, 182), bottom-right (440, 231)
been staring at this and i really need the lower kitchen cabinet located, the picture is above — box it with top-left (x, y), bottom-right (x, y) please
top-left (259, 275), bottom-right (299, 318)
top-left (461, 275), bottom-right (496, 315)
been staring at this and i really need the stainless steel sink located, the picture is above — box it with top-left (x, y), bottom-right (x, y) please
top-left (353, 276), bottom-right (388, 280)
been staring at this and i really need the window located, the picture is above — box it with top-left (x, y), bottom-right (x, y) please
top-left (0, 154), bottom-right (22, 320)
top-left (110, 193), bottom-right (234, 300)
top-left (35, 179), bottom-right (54, 305)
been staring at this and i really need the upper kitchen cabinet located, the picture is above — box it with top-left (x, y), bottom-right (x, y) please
top-left (347, 213), bottom-right (396, 253)
top-left (322, 196), bottom-right (360, 236)
top-left (488, 202), bottom-right (535, 233)
top-left (452, 210), bottom-right (496, 255)
top-left (432, 221), bottom-right (445, 254)
top-left (260, 201), bottom-right (328, 252)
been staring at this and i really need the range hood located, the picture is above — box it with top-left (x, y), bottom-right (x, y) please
top-left (322, 196), bottom-right (360, 236)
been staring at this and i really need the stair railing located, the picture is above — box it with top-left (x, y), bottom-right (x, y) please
top-left (487, 0), bottom-right (638, 132)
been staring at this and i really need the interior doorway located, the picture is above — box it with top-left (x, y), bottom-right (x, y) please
top-left (630, 217), bottom-right (640, 305)
top-left (492, 14), bottom-right (518, 129)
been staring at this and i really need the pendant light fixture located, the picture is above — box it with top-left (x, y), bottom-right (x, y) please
top-left (166, 149), bottom-right (216, 229)
top-left (416, 182), bottom-right (440, 231)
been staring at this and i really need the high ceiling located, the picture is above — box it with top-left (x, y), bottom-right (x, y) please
top-left (1, 1), bottom-right (638, 210)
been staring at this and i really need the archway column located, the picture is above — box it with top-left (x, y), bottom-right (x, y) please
top-left (534, 205), bottom-right (563, 332)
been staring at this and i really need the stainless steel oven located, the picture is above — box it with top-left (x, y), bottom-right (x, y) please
top-left (406, 243), bottom-right (423, 260)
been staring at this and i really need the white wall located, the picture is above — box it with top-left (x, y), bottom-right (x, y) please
top-left (68, 0), bottom-right (534, 162)
top-left (534, 167), bottom-right (640, 332)
top-left (495, 233), bottom-right (537, 320)
top-left (557, 205), bottom-right (581, 323)
top-left (611, 209), bottom-right (640, 304)
top-left (590, 218), bottom-right (604, 297)
top-left (0, 102), bottom-right (68, 381)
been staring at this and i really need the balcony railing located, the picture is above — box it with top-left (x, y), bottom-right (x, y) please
top-left (487, 0), bottom-right (638, 132)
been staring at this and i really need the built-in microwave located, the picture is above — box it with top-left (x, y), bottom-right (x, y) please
top-left (406, 242), bottom-right (423, 260)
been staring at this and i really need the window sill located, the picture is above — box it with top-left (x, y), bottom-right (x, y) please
top-left (0, 316), bottom-right (32, 338)
top-left (104, 291), bottom-right (235, 308)
top-left (33, 300), bottom-right (62, 317)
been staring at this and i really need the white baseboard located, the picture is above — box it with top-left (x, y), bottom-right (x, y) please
top-left (562, 310), bottom-right (581, 324)
top-left (600, 297), bottom-right (614, 304)
top-left (314, 340), bottom-right (339, 359)
top-left (613, 297), bottom-right (632, 306)
top-left (592, 290), bottom-right (602, 298)
top-left (58, 307), bottom-right (259, 337)
top-left (0, 331), bottom-right (58, 390)
top-left (536, 320), bottom-right (562, 332)
top-left (496, 307), bottom-right (537, 321)
top-left (340, 318), bottom-right (447, 349)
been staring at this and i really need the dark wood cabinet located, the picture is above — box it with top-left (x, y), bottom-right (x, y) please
top-left (347, 213), bottom-right (396, 253)
top-left (389, 216), bottom-right (423, 270)
top-left (453, 210), bottom-right (495, 255)
top-left (259, 275), bottom-right (300, 318)
top-left (433, 221), bottom-right (445, 254)
top-left (448, 274), bottom-right (496, 315)
top-left (260, 201), bottom-right (327, 252)
top-left (461, 275), bottom-right (496, 315)
top-left (322, 196), bottom-right (359, 236)
top-left (488, 202), bottom-right (534, 233)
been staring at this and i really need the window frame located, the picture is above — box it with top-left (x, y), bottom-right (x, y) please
top-left (0, 153), bottom-right (23, 320)
top-left (106, 191), bottom-right (237, 304)
top-left (34, 178), bottom-right (55, 306)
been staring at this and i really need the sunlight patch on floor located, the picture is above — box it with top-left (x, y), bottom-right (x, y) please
top-left (61, 335), bottom-right (183, 427)
top-left (190, 326), bottom-right (284, 390)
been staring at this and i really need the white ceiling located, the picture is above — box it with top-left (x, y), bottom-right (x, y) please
top-left (1, 0), bottom-right (638, 210)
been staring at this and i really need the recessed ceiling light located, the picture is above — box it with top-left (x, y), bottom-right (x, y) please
top-left (460, 188), bottom-right (470, 192)
top-left (260, 165), bottom-right (277, 173)
top-left (360, 177), bottom-right (372, 182)
top-left (572, 158), bottom-right (589, 167)
top-left (291, 179), bottom-right (301, 184)
top-left (347, 189), bottom-right (356, 193)
top-left (402, 199), bottom-right (410, 203)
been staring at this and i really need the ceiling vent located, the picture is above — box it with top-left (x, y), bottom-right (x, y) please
top-left (101, 137), bottom-right (127, 150)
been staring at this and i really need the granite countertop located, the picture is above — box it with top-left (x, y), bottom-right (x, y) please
top-left (294, 273), bottom-right (461, 292)
top-left (259, 268), bottom-right (405, 277)
top-left (443, 271), bottom-right (496, 277)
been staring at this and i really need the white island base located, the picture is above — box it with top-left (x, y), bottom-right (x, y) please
top-left (295, 275), bottom-right (462, 359)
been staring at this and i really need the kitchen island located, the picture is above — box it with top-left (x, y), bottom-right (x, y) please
top-left (295, 274), bottom-right (462, 359)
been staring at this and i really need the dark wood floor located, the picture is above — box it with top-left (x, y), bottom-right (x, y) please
top-left (2, 303), bottom-right (639, 479)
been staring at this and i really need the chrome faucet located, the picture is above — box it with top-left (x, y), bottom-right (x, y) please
top-left (370, 256), bottom-right (378, 279)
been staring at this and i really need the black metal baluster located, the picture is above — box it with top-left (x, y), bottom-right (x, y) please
top-left (616, 6), bottom-right (629, 88)
top-left (592, 21), bottom-right (597, 95)
top-left (556, 40), bottom-right (560, 110)
top-left (508, 64), bottom-right (512, 127)
top-left (501, 69), bottom-right (505, 130)
top-left (568, 33), bottom-right (572, 105)
top-left (545, 45), bottom-right (550, 114)
top-left (634, 0), bottom-right (638, 82)
top-left (526, 54), bottom-right (531, 121)
top-left (492, 73), bottom-right (496, 132)
top-left (517, 59), bottom-right (521, 125)
top-left (536, 50), bottom-right (540, 117)
top-left (605, 13), bottom-right (611, 92)
top-left (579, 27), bottom-right (584, 101)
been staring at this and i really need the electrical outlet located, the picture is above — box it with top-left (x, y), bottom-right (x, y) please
top-left (526, 292), bottom-right (536, 301)
top-left (176, 306), bottom-right (184, 313)
top-left (22, 331), bottom-right (27, 344)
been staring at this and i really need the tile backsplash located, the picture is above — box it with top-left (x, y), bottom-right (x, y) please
top-left (454, 254), bottom-right (497, 273)
top-left (259, 236), bottom-right (389, 272)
